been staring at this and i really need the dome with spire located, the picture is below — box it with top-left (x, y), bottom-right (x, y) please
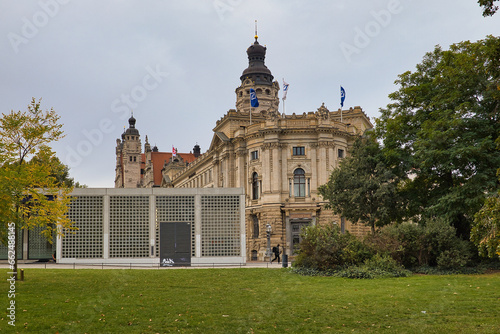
top-left (122, 114), bottom-right (139, 138)
top-left (240, 36), bottom-right (274, 85)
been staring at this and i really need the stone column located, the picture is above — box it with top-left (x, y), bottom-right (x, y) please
top-left (261, 144), bottom-right (271, 194)
top-left (281, 144), bottom-right (288, 197)
top-left (271, 143), bottom-right (281, 194)
top-left (310, 143), bottom-right (318, 195)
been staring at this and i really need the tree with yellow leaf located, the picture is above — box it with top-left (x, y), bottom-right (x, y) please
top-left (0, 98), bottom-right (74, 280)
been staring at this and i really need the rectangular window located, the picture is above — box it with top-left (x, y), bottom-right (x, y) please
top-left (250, 150), bottom-right (259, 160)
top-left (338, 149), bottom-right (344, 158)
top-left (293, 146), bottom-right (305, 156)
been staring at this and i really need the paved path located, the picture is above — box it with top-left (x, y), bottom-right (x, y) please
top-left (0, 260), bottom-right (289, 270)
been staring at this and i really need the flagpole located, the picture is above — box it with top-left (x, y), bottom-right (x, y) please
top-left (282, 77), bottom-right (285, 118)
top-left (282, 79), bottom-right (289, 118)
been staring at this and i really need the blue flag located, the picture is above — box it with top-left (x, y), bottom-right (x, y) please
top-left (340, 86), bottom-right (346, 107)
top-left (250, 88), bottom-right (259, 108)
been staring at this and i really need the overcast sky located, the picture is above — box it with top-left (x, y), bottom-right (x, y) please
top-left (0, 0), bottom-right (497, 187)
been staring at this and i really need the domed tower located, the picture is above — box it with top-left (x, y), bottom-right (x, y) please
top-left (115, 115), bottom-right (142, 188)
top-left (235, 34), bottom-right (280, 114)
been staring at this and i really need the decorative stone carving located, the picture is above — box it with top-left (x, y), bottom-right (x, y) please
top-left (265, 107), bottom-right (280, 121)
top-left (316, 102), bottom-right (330, 120)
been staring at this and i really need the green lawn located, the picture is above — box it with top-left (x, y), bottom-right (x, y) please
top-left (1, 268), bottom-right (499, 333)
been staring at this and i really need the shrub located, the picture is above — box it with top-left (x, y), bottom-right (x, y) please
top-left (437, 249), bottom-right (470, 269)
top-left (364, 253), bottom-right (403, 272)
top-left (294, 223), bottom-right (372, 271)
top-left (373, 222), bottom-right (425, 267)
top-left (335, 267), bottom-right (374, 279)
top-left (372, 218), bottom-right (473, 269)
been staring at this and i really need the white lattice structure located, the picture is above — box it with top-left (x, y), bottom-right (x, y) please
top-left (58, 188), bottom-right (245, 265)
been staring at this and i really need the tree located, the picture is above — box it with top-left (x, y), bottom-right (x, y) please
top-left (472, 191), bottom-right (500, 258)
top-left (471, 137), bottom-right (500, 259)
top-left (0, 98), bottom-right (74, 280)
top-left (30, 154), bottom-right (87, 188)
top-left (478, 0), bottom-right (499, 16)
top-left (318, 132), bottom-right (405, 234)
top-left (376, 36), bottom-right (500, 239)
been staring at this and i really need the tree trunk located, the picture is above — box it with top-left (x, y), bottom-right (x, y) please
top-left (13, 205), bottom-right (19, 281)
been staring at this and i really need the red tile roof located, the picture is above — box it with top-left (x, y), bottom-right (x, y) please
top-left (141, 151), bottom-right (197, 186)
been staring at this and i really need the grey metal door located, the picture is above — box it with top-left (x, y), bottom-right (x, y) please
top-left (160, 222), bottom-right (191, 267)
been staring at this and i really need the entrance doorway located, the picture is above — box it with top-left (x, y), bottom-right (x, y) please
top-left (291, 221), bottom-right (310, 255)
top-left (159, 222), bottom-right (191, 266)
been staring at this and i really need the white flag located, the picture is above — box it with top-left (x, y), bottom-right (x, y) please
top-left (282, 80), bottom-right (289, 100)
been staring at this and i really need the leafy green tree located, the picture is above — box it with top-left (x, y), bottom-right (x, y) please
top-left (472, 191), bottom-right (500, 259)
top-left (318, 132), bottom-right (405, 233)
top-left (478, 0), bottom-right (499, 16)
top-left (376, 36), bottom-right (500, 239)
top-left (30, 154), bottom-right (75, 188)
top-left (0, 98), bottom-right (74, 280)
top-left (471, 131), bottom-right (500, 259)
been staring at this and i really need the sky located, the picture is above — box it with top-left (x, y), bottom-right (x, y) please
top-left (0, 0), bottom-right (498, 187)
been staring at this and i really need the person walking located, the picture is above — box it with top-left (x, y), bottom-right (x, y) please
top-left (271, 244), bottom-right (280, 264)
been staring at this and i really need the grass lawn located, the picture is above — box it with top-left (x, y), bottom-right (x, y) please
top-left (1, 268), bottom-right (499, 333)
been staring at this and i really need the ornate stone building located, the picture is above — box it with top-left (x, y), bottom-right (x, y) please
top-left (115, 35), bottom-right (373, 261)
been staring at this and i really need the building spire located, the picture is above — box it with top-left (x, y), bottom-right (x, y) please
top-left (240, 24), bottom-right (273, 85)
top-left (254, 20), bottom-right (258, 42)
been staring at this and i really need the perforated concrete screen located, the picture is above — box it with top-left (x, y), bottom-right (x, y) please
top-left (109, 195), bottom-right (150, 258)
top-left (155, 196), bottom-right (195, 257)
top-left (58, 188), bottom-right (245, 265)
top-left (63, 195), bottom-right (103, 258)
top-left (201, 195), bottom-right (241, 257)
top-left (28, 226), bottom-right (55, 259)
top-left (0, 230), bottom-right (23, 260)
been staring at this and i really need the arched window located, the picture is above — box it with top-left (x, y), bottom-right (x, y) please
top-left (252, 172), bottom-right (259, 200)
top-left (251, 250), bottom-right (258, 261)
top-left (252, 215), bottom-right (259, 238)
top-left (294, 168), bottom-right (306, 197)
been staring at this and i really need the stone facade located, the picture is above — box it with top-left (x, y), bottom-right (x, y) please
top-left (115, 115), bottom-right (142, 188)
top-left (115, 36), bottom-right (373, 261)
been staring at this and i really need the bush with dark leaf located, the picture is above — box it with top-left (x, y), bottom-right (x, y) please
top-left (294, 223), bottom-right (372, 271)
top-left (367, 218), bottom-right (472, 268)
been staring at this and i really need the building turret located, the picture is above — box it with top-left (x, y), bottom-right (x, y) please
top-left (193, 144), bottom-right (201, 158)
top-left (235, 35), bottom-right (280, 114)
top-left (115, 115), bottom-right (142, 188)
